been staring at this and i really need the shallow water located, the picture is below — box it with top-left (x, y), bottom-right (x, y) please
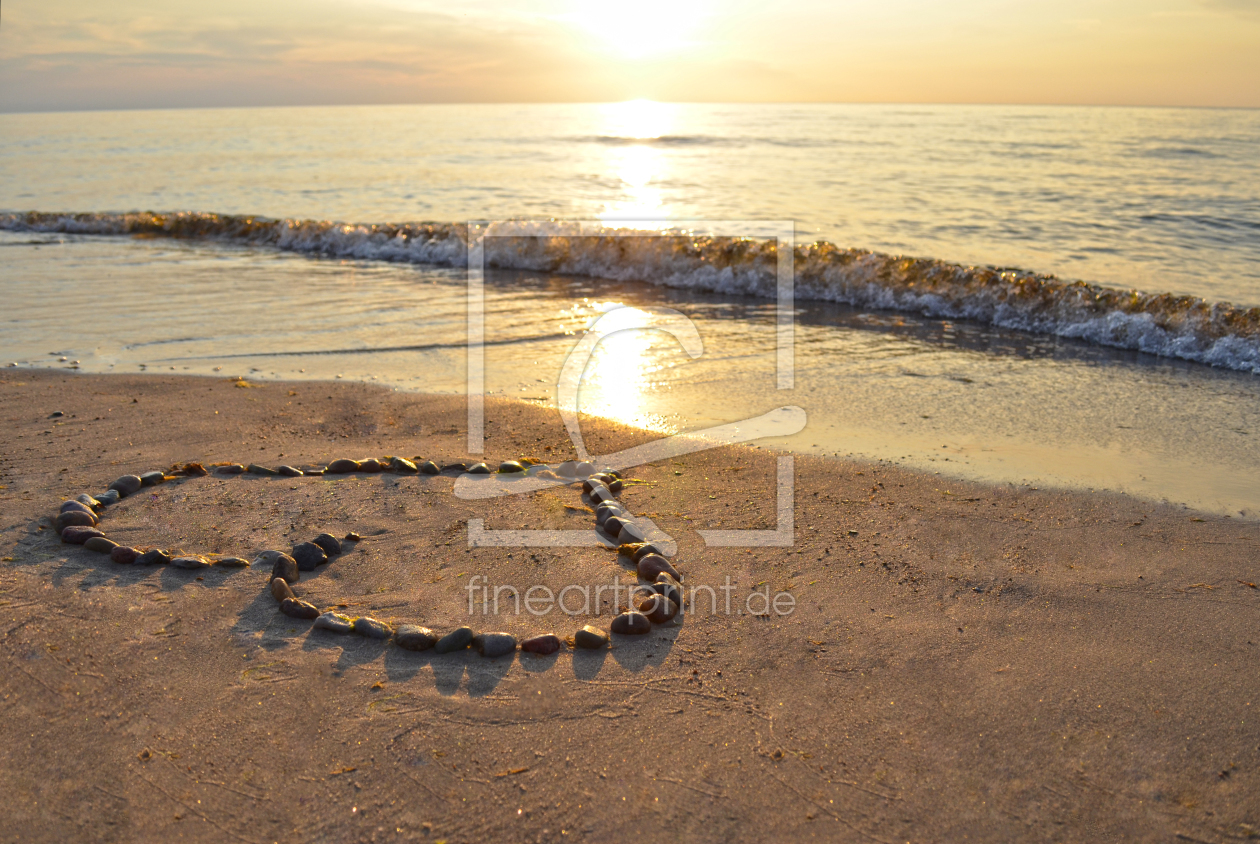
top-left (5, 230), bottom-right (1259, 517)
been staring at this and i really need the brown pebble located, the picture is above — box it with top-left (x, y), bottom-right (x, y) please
top-left (215, 556), bottom-right (250, 568)
top-left (573, 625), bottom-right (609, 649)
top-left (632, 543), bottom-right (665, 563)
top-left (60, 526), bottom-right (104, 545)
top-left (216, 464), bottom-right (246, 475)
top-left (637, 553), bottom-right (681, 583)
top-left (326, 458), bottom-right (360, 474)
top-left (636, 593), bottom-right (680, 624)
top-left (57, 510), bottom-right (97, 530)
top-left (344, 531), bottom-right (361, 541)
top-left (170, 555), bottom-right (210, 569)
top-left (280, 598), bottom-right (320, 620)
top-left (610, 611), bottom-right (651, 635)
top-left (277, 465), bottom-right (304, 477)
top-left (108, 474), bottom-right (143, 496)
top-left (358, 458), bottom-right (385, 472)
top-left (83, 536), bottom-right (118, 554)
top-left (136, 549), bottom-right (171, 566)
top-left (394, 624), bottom-right (438, 651)
top-left (520, 634), bottom-right (563, 655)
top-left (269, 553), bottom-right (300, 584)
top-left (110, 545), bottom-right (140, 564)
top-left (270, 578), bottom-right (296, 602)
top-left (60, 500), bottom-right (95, 516)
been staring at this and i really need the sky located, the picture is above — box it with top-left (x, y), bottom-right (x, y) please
top-left (1, 0), bottom-right (1258, 111)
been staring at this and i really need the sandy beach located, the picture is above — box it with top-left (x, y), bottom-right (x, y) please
top-left (2, 368), bottom-right (1258, 843)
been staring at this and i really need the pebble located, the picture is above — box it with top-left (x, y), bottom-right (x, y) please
top-left (49, 410), bottom-right (64, 418)
top-left (246, 464), bottom-right (278, 476)
top-left (637, 553), bottom-right (682, 583)
top-left (280, 598), bottom-right (320, 620)
top-left (419, 461), bottom-right (440, 475)
top-left (60, 500), bottom-right (94, 516)
top-left (57, 510), bottom-right (97, 529)
top-left (139, 471), bottom-right (166, 486)
top-left (269, 553), bottom-right (300, 584)
top-left (326, 458), bottom-right (360, 474)
top-left (653, 572), bottom-right (683, 607)
top-left (353, 616), bottom-right (393, 639)
top-left (588, 485), bottom-right (616, 504)
top-left (60, 526), bottom-right (104, 544)
top-left (389, 456), bottom-right (418, 473)
top-left (442, 462), bottom-right (468, 473)
top-left (556, 461), bottom-right (579, 478)
top-left (434, 626), bottom-right (474, 654)
top-left (394, 624), bottom-right (438, 651)
top-left (292, 542), bottom-right (327, 571)
top-left (576, 461), bottom-right (595, 478)
top-left (270, 578), bottom-right (296, 602)
top-left (95, 489), bottom-right (121, 506)
top-left (137, 549), bottom-right (171, 566)
top-left (601, 515), bottom-right (629, 537)
top-left (466, 463), bottom-right (491, 475)
top-left (75, 493), bottom-right (101, 509)
top-left (170, 555), bottom-right (210, 569)
top-left (582, 477), bottom-right (608, 495)
top-left (110, 546), bottom-right (140, 564)
top-left (108, 475), bottom-right (143, 497)
top-left (608, 479), bottom-right (624, 494)
top-left (573, 625), bottom-right (610, 649)
top-left (636, 594), bottom-right (680, 624)
top-left (344, 531), bottom-right (361, 542)
top-left (314, 612), bottom-right (355, 633)
top-left (520, 634), bottom-right (563, 655)
top-left (498, 460), bottom-right (525, 474)
top-left (312, 533), bottom-right (342, 556)
top-left (84, 536), bottom-right (118, 554)
top-left (610, 611), bottom-right (652, 635)
top-left (617, 522), bottom-right (647, 545)
top-left (632, 543), bottom-right (666, 563)
top-left (216, 556), bottom-right (249, 568)
top-left (216, 463), bottom-right (246, 475)
top-left (358, 458), bottom-right (385, 472)
top-left (277, 465), bottom-right (304, 477)
top-left (472, 632), bottom-right (517, 658)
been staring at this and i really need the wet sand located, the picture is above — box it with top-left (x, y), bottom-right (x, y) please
top-left (2, 369), bottom-right (1258, 843)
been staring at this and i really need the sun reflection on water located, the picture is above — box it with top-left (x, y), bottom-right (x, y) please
top-left (597, 100), bottom-right (673, 226)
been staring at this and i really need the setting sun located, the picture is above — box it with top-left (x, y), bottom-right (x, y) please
top-left (565, 0), bottom-right (713, 59)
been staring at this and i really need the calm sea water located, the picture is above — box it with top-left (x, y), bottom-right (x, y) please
top-left (2, 103), bottom-right (1259, 515)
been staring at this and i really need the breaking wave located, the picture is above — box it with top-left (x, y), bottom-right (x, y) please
top-left (5, 210), bottom-right (1259, 373)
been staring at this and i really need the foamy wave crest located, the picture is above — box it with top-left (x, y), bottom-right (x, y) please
top-left (5, 211), bottom-right (1259, 373)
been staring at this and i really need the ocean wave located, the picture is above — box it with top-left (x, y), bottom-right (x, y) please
top-left (4, 210), bottom-right (1259, 374)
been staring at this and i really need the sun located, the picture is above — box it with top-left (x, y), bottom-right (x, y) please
top-left (566, 0), bottom-right (713, 59)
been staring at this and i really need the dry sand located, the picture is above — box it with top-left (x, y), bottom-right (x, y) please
top-left (1, 369), bottom-right (1258, 843)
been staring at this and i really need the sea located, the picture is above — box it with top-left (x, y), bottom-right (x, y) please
top-left (2, 102), bottom-right (1259, 515)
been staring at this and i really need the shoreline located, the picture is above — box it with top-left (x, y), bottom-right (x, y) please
top-left (2, 369), bottom-right (1258, 842)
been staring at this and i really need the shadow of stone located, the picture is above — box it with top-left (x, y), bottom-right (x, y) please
top-left (382, 645), bottom-right (432, 683)
top-left (571, 648), bottom-right (607, 680)
top-left (321, 636), bottom-right (390, 674)
top-left (430, 651), bottom-right (472, 695)
top-left (465, 653), bottom-right (513, 697)
top-left (518, 651), bottom-right (559, 673)
top-left (609, 624), bottom-right (679, 673)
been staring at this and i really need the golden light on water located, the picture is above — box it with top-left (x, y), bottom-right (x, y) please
top-left (597, 100), bottom-right (671, 224)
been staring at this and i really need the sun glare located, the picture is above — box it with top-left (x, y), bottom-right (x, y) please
top-left (567, 0), bottom-right (713, 59)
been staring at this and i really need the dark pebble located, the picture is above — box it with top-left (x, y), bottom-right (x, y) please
top-left (389, 456), bottom-right (418, 473)
top-left (216, 464), bottom-right (246, 475)
top-left (246, 463), bottom-right (278, 476)
top-left (270, 578), bottom-right (296, 602)
top-left (588, 485), bottom-right (616, 504)
top-left (636, 594), bottom-right (680, 624)
top-left (608, 479), bottom-right (624, 494)
top-left (472, 632), bottom-right (517, 658)
top-left (638, 553), bottom-right (682, 583)
top-left (617, 522), bottom-right (647, 545)
top-left (292, 542), bottom-right (327, 571)
top-left (95, 489), bottom-right (121, 506)
top-left (610, 611), bottom-right (651, 635)
top-left (576, 461), bottom-right (594, 478)
top-left (314, 612), bottom-right (354, 633)
top-left (604, 470), bottom-right (622, 480)
top-left (582, 477), bottom-right (608, 495)
top-left (326, 458), bottom-right (360, 474)
top-left (57, 510), bottom-right (97, 530)
top-left (556, 461), bottom-right (579, 478)
top-left (277, 465), bottom-right (304, 477)
top-left (108, 475), bottom-right (142, 496)
top-left (60, 526), bottom-right (104, 544)
top-left (269, 553), bottom-right (300, 584)
top-left (520, 634), bottom-right (563, 655)
top-left (653, 572), bottom-right (683, 607)
top-left (49, 410), bottom-right (64, 418)
top-left (110, 546), bottom-right (140, 564)
top-left (573, 625), bottom-right (609, 649)
top-left (170, 555), bottom-right (210, 569)
top-left (602, 515), bottom-right (629, 537)
top-left (139, 471), bottom-right (166, 486)
top-left (466, 462), bottom-right (491, 475)
top-left (498, 460), bottom-right (525, 473)
top-left (137, 549), bottom-right (171, 566)
top-left (394, 625), bottom-right (438, 651)
top-left (74, 493), bottom-right (101, 509)
top-left (312, 533), bottom-right (342, 556)
top-left (353, 617), bottom-right (393, 639)
top-left (84, 536), bottom-right (118, 554)
top-left (60, 500), bottom-right (95, 516)
top-left (633, 543), bottom-right (665, 563)
top-left (358, 458), bottom-right (385, 472)
top-left (280, 598), bottom-right (320, 620)
top-left (216, 556), bottom-right (249, 568)
top-left (434, 626), bottom-right (474, 654)
top-left (344, 531), bottom-right (361, 541)
top-left (419, 461), bottom-right (440, 475)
